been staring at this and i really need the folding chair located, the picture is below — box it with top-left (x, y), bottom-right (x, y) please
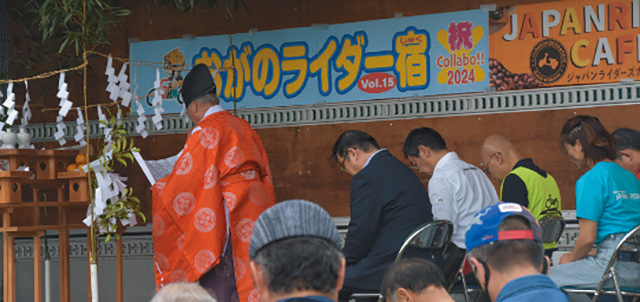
top-left (447, 255), bottom-right (484, 302)
top-left (562, 224), bottom-right (640, 302)
top-left (540, 216), bottom-right (566, 244)
top-left (350, 220), bottom-right (454, 302)
top-left (540, 216), bottom-right (566, 264)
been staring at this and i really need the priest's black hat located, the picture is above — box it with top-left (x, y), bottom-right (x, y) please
top-left (181, 64), bottom-right (217, 107)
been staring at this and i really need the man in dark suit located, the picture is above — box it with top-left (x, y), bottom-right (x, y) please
top-left (332, 130), bottom-right (433, 302)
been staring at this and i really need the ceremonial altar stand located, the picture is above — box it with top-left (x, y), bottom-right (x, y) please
top-left (0, 149), bottom-right (88, 302)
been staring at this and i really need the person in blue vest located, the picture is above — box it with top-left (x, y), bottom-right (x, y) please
top-left (550, 115), bottom-right (640, 289)
top-left (480, 135), bottom-right (562, 257)
top-left (466, 202), bottom-right (569, 302)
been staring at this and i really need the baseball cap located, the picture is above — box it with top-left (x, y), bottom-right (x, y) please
top-left (249, 199), bottom-right (342, 259)
top-left (465, 202), bottom-right (542, 252)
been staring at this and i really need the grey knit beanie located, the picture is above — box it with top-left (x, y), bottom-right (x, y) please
top-left (249, 199), bottom-right (342, 259)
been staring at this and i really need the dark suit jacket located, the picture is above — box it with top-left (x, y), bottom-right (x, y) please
top-left (342, 149), bottom-right (432, 291)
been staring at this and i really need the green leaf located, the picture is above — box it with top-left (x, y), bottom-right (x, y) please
top-left (117, 157), bottom-right (127, 166)
top-left (122, 153), bottom-right (134, 162)
top-left (105, 234), bottom-right (111, 242)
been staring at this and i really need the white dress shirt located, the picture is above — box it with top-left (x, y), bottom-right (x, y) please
top-left (428, 152), bottom-right (499, 249)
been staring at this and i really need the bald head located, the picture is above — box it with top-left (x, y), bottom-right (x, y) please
top-left (480, 135), bottom-right (523, 181)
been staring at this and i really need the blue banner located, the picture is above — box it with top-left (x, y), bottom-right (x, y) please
top-left (130, 9), bottom-right (488, 113)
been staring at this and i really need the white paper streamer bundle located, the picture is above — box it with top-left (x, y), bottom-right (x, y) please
top-left (151, 69), bottom-right (165, 130)
top-left (105, 57), bottom-right (133, 108)
top-left (21, 81), bottom-right (32, 129)
top-left (54, 73), bottom-right (73, 146)
top-left (3, 83), bottom-right (19, 126)
top-left (82, 126), bottom-right (137, 230)
top-left (74, 108), bottom-right (87, 146)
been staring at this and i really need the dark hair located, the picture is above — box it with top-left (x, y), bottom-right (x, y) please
top-left (468, 216), bottom-right (544, 272)
top-left (253, 236), bottom-right (343, 295)
top-left (380, 258), bottom-right (446, 301)
top-left (560, 115), bottom-right (617, 164)
top-left (403, 127), bottom-right (447, 158)
top-left (612, 128), bottom-right (640, 152)
top-left (331, 130), bottom-right (380, 159)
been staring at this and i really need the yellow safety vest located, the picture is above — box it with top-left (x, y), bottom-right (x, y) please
top-left (500, 166), bottom-right (562, 250)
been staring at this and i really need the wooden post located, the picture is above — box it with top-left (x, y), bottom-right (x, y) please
top-left (116, 229), bottom-right (124, 302)
top-left (33, 234), bottom-right (42, 302)
top-left (3, 210), bottom-right (13, 302)
top-left (87, 229), bottom-right (93, 302)
top-left (7, 233), bottom-right (15, 302)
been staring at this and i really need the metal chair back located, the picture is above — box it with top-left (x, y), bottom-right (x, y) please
top-left (540, 216), bottom-right (566, 244)
top-left (562, 224), bottom-right (640, 302)
top-left (351, 220), bottom-right (453, 302)
top-left (395, 220), bottom-right (454, 261)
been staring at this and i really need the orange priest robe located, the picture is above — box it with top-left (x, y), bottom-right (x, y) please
top-left (152, 109), bottom-right (275, 302)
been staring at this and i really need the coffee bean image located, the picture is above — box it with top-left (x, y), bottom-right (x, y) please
top-left (489, 58), bottom-right (542, 91)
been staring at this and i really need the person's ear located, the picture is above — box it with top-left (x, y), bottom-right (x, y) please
top-left (542, 255), bottom-right (551, 275)
top-left (346, 148), bottom-right (357, 161)
top-left (336, 257), bottom-right (346, 292)
top-left (468, 257), bottom-right (485, 287)
top-left (494, 152), bottom-right (504, 165)
top-left (396, 288), bottom-right (413, 302)
top-left (417, 145), bottom-right (431, 159)
top-left (249, 261), bottom-right (267, 294)
top-left (574, 140), bottom-right (583, 152)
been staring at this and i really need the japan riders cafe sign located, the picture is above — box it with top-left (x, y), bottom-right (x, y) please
top-left (130, 9), bottom-right (489, 113)
top-left (489, 0), bottom-right (640, 91)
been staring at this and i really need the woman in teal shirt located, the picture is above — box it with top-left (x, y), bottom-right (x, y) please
top-left (550, 115), bottom-right (640, 289)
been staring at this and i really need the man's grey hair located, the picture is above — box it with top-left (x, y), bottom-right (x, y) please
top-left (151, 282), bottom-right (217, 302)
top-left (194, 92), bottom-right (220, 105)
top-left (253, 236), bottom-right (343, 295)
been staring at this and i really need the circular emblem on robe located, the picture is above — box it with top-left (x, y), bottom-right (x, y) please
top-left (234, 256), bottom-right (246, 280)
top-left (226, 116), bottom-right (246, 135)
top-left (203, 165), bottom-right (219, 189)
top-left (173, 192), bottom-right (196, 216)
top-left (195, 249), bottom-right (216, 274)
top-left (200, 127), bottom-right (221, 149)
top-left (248, 289), bottom-right (260, 302)
top-left (236, 218), bottom-right (255, 242)
top-left (152, 214), bottom-right (165, 237)
top-left (223, 192), bottom-right (237, 212)
top-left (169, 269), bottom-right (188, 283)
top-left (154, 181), bottom-right (167, 197)
top-left (175, 153), bottom-right (193, 175)
top-left (249, 183), bottom-right (266, 205)
top-left (155, 253), bottom-right (170, 272)
top-left (215, 255), bottom-right (234, 278)
top-left (176, 233), bottom-right (186, 251)
top-left (240, 170), bottom-right (256, 180)
top-left (194, 207), bottom-right (216, 233)
top-left (224, 146), bottom-right (245, 168)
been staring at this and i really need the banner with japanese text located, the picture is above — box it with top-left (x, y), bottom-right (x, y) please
top-left (130, 9), bottom-right (488, 112)
top-left (489, 0), bottom-right (640, 91)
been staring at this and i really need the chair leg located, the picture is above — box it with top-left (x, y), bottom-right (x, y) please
top-left (461, 274), bottom-right (470, 302)
top-left (609, 267), bottom-right (624, 302)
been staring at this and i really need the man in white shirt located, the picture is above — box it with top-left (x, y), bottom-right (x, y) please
top-left (403, 127), bottom-right (499, 282)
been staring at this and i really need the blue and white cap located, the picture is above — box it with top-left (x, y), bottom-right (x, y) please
top-left (465, 202), bottom-right (542, 252)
